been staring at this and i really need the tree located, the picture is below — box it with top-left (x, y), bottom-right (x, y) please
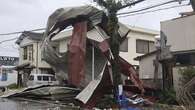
top-left (190, 0), bottom-right (195, 11)
top-left (93, 0), bottom-right (145, 100)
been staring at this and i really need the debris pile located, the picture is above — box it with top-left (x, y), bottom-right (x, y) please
top-left (40, 5), bottom-right (157, 109)
top-left (1, 5), bottom-right (158, 109)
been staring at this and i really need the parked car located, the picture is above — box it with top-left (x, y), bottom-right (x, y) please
top-left (26, 74), bottom-right (59, 87)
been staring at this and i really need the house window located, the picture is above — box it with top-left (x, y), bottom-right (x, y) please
top-left (23, 45), bottom-right (33, 61)
top-left (23, 46), bottom-right (28, 60)
top-left (175, 53), bottom-right (195, 66)
top-left (120, 38), bottom-right (128, 52)
top-left (28, 45), bottom-right (33, 61)
top-left (40, 68), bottom-right (54, 75)
top-left (136, 39), bottom-right (155, 54)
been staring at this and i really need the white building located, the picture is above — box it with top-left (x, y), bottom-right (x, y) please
top-left (161, 14), bottom-right (195, 90)
top-left (119, 24), bottom-right (159, 66)
top-left (16, 24), bottom-right (158, 86)
top-left (52, 23), bottom-right (159, 67)
top-left (135, 14), bottom-right (195, 90)
top-left (16, 31), bottom-right (54, 75)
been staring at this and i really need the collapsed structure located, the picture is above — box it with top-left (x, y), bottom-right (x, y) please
top-left (41, 5), bottom-right (146, 108)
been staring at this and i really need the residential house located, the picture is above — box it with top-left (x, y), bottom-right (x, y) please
top-left (135, 14), bottom-right (195, 90)
top-left (118, 24), bottom-right (159, 67)
top-left (52, 23), bottom-right (159, 66)
top-left (16, 31), bottom-right (54, 86)
top-left (161, 14), bottom-right (195, 90)
top-left (49, 23), bottom-right (159, 84)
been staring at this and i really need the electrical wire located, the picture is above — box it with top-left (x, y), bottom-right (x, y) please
top-left (0, 0), bottom-right (189, 44)
top-left (118, 4), bottom-right (190, 18)
top-left (117, 0), bottom-right (187, 15)
top-left (0, 37), bottom-right (19, 44)
top-left (0, 28), bottom-right (45, 36)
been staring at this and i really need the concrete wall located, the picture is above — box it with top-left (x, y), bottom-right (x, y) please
top-left (161, 15), bottom-right (195, 52)
top-left (172, 67), bottom-right (183, 91)
top-left (120, 31), bottom-right (156, 66)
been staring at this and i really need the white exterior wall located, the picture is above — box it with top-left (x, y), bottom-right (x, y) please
top-left (0, 72), bottom-right (17, 87)
top-left (52, 25), bottom-right (158, 66)
top-left (120, 31), bottom-right (156, 65)
top-left (19, 38), bottom-right (34, 65)
top-left (139, 54), bottom-right (162, 79)
top-left (19, 38), bottom-right (51, 70)
top-left (57, 31), bottom-right (156, 66)
top-left (59, 39), bottom-right (70, 53)
top-left (161, 15), bottom-right (195, 52)
top-left (36, 43), bottom-right (51, 68)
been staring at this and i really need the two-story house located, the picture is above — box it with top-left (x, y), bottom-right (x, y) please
top-left (51, 23), bottom-right (159, 67)
top-left (48, 23), bottom-right (159, 84)
top-left (119, 23), bottom-right (159, 67)
top-left (135, 13), bottom-right (195, 90)
top-left (16, 31), bottom-right (54, 86)
top-left (161, 13), bottom-right (195, 90)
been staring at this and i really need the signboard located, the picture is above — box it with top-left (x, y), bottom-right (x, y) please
top-left (0, 56), bottom-right (19, 66)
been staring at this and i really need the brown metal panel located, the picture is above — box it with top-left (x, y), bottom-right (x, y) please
top-left (68, 21), bottom-right (87, 87)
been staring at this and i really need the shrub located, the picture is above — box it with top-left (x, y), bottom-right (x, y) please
top-left (179, 66), bottom-right (195, 86)
top-left (158, 88), bottom-right (178, 105)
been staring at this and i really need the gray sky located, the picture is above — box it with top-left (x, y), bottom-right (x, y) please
top-left (0, 0), bottom-right (192, 57)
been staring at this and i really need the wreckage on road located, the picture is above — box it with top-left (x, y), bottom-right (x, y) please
top-left (1, 5), bottom-right (157, 109)
top-left (40, 5), bottom-right (155, 108)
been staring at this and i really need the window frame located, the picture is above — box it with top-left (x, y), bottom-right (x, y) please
top-left (120, 38), bottom-right (128, 52)
top-left (136, 39), bottom-right (155, 54)
top-left (23, 46), bottom-right (28, 60)
top-left (28, 45), bottom-right (33, 61)
top-left (42, 76), bottom-right (49, 81)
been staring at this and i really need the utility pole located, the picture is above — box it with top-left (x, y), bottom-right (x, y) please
top-left (93, 0), bottom-right (145, 101)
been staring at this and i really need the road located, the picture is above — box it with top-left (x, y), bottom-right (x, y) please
top-left (0, 98), bottom-right (80, 110)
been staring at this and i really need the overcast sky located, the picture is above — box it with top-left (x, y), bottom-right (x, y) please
top-left (0, 0), bottom-right (192, 57)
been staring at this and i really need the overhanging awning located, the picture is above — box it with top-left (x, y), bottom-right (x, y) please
top-left (14, 63), bottom-right (35, 71)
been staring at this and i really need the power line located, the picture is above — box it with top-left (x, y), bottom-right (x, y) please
top-left (0, 0), bottom-right (186, 36)
top-left (118, 4), bottom-right (189, 17)
top-left (0, 37), bottom-right (19, 44)
top-left (118, 0), bottom-right (146, 10)
top-left (117, 0), bottom-right (187, 15)
top-left (0, 3), bottom-right (188, 44)
top-left (0, 0), bottom-right (188, 44)
top-left (0, 28), bottom-right (45, 36)
top-left (0, 26), bottom-right (74, 36)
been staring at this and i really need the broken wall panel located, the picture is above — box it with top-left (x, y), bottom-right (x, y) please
top-left (68, 21), bottom-right (87, 87)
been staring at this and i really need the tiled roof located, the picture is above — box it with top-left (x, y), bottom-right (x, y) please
top-left (16, 31), bottom-right (43, 45)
